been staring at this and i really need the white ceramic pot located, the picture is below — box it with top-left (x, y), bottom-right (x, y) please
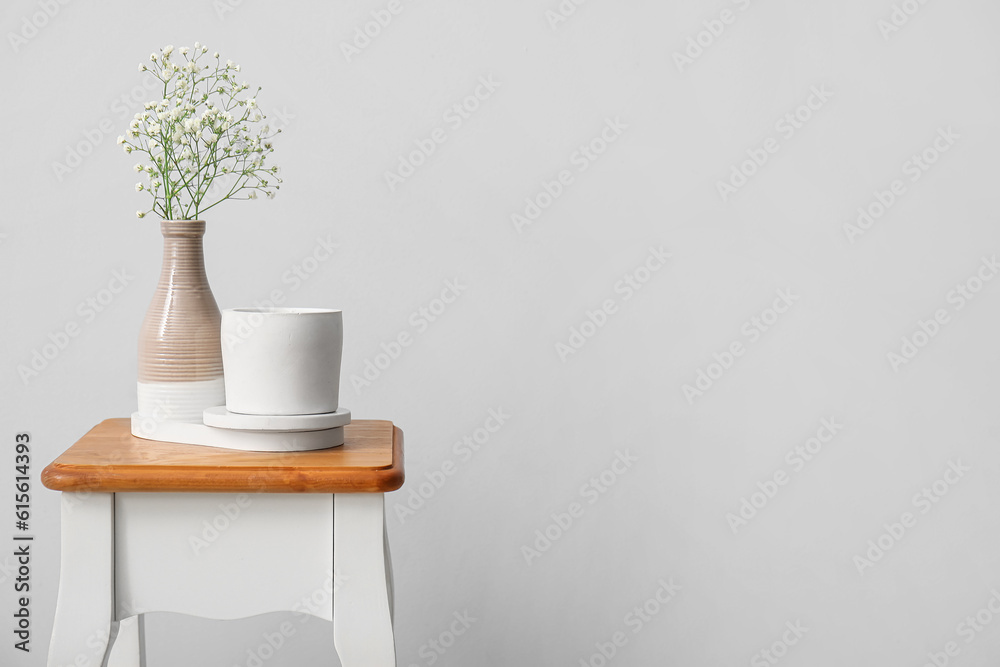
top-left (221, 307), bottom-right (343, 416)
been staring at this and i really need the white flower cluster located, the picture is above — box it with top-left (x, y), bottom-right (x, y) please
top-left (119, 43), bottom-right (282, 220)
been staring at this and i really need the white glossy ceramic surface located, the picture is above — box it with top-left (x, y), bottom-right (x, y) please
top-left (221, 307), bottom-right (343, 416)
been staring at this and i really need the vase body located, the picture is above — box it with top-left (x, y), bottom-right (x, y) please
top-left (136, 220), bottom-right (225, 423)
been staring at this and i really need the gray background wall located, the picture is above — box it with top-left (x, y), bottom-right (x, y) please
top-left (4, 0), bottom-right (1000, 665)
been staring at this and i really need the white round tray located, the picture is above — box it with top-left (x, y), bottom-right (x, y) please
top-left (203, 406), bottom-right (351, 432)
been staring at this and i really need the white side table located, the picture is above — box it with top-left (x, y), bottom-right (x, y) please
top-left (41, 418), bottom-right (404, 667)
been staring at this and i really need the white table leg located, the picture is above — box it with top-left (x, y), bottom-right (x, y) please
top-left (105, 615), bottom-right (146, 667)
top-left (47, 493), bottom-right (115, 667)
top-left (384, 521), bottom-right (395, 624)
top-left (334, 493), bottom-right (395, 667)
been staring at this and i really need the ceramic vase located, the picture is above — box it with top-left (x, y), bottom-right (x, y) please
top-left (136, 220), bottom-right (225, 423)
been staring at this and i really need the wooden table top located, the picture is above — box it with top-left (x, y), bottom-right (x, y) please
top-left (41, 418), bottom-right (404, 494)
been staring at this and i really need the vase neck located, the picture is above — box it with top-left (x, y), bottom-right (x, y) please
top-left (159, 220), bottom-right (209, 285)
top-left (160, 220), bottom-right (206, 238)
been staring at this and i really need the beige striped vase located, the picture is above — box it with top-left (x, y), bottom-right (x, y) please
top-left (136, 220), bottom-right (226, 423)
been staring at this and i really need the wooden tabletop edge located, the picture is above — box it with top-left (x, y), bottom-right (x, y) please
top-left (40, 418), bottom-right (405, 494)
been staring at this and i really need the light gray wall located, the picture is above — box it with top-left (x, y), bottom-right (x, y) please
top-left (4, 0), bottom-right (1000, 665)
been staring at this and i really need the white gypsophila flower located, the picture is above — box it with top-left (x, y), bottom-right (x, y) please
top-left (125, 47), bottom-right (279, 220)
top-left (117, 136), bottom-right (126, 145)
top-left (213, 51), bottom-right (220, 58)
top-left (150, 53), bottom-right (157, 62)
top-left (139, 64), bottom-right (146, 72)
top-left (133, 163), bottom-right (143, 172)
top-left (194, 41), bottom-right (201, 49)
top-left (135, 183), bottom-right (144, 192)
